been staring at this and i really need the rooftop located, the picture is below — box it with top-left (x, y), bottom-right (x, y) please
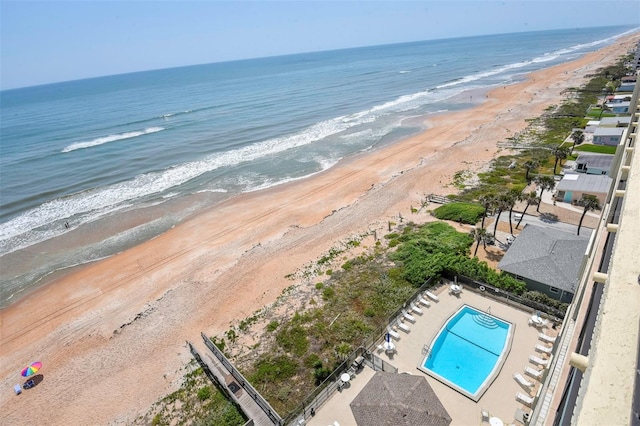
top-left (574, 153), bottom-right (615, 169)
top-left (598, 116), bottom-right (631, 126)
top-left (556, 173), bottom-right (612, 194)
top-left (593, 127), bottom-right (625, 136)
top-left (497, 224), bottom-right (588, 293)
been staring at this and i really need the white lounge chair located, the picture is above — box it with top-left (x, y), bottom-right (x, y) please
top-left (481, 409), bottom-right (490, 423)
top-left (387, 327), bottom-right (400, 340)
top-left (410, 303), bottom-right (423, 315)
top-left (377, 344), bottom-right (384, 353)
top-left (514, 372), bottom-right (534, 388)
top-left (539, 333), bottom-right (556, 343)
top-left (402, 310), bottom-right (416, 323)
top-left (516, 392), bottom-right (534, 406)
top-left (425, 291), bottom-right (439, 301)
top-left (529, 355), bottom-right (548, 366)
top-left (535, 344), bottom-right (552, 355)
top-left (525, 366), bottom-right (544, 380)
top-left (418, 296), bottom-right (431, 307)
top-left (397, 320), bottom-right (411, 333)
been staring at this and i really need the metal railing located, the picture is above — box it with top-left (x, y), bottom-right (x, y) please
top-left (445, 273), bottom-right (566, 320)
top-left (187, 341), bottom-right (249, 424)
top-left (282, 278), bottom-right (434, 425)
top-left (201, 333), bottom-right (284, 426)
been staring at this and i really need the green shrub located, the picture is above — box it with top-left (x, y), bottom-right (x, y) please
top-left (322, 287), bottom-right (335, 300)
top-left (313, 366), bottom-right (332, 384)
top-left (250, 356), bottom-right (298, 384)
top-left (197, 386), bottom-right (211, 401)
top-left (433, 202), bottom-right (485, 224)
top-left (266, 320), bottom-right (279, 332)
top-left (522, 291), bottom-right (569, 313)
top-left (151, 414), bottom-right (161, 426)
top-left (304, 353), bottom-right (321, 368)
top-left (276, 324), bottom-right (309, 356)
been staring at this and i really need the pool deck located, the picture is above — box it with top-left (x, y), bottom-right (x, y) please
top-left (307, 284), bottom-right (559, 426)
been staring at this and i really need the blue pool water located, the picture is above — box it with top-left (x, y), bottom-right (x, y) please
top-left (422, 305), bottom-right (512, 400)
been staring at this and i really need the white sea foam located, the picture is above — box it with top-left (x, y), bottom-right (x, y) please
top-left (195, 188), bottom-right (229, 194)
top-left (243, 159), bottom-right (340, 193)
top-left (62, 127), bottom-right (164, 152)
top-left (434, 30), bottom-right (631, 92)
top-left (3, 27), bottom-right (633, 257)
top-left (0, 110), bottom-right (376, 253)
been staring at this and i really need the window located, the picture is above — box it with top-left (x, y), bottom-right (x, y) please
top-left (549, 287), bottom-right (559, 293)
top-left (515, 275), bottom-right (524, 281)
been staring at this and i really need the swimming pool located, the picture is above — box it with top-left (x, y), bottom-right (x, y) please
top-left (419, 305), bottom-right (513, 401)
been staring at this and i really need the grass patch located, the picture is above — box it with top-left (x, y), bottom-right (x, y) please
top-left (573, 144), bottom-right (617, 155)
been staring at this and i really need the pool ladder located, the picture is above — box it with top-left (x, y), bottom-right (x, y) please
top-left (422, 344), bottom-right (432, 359)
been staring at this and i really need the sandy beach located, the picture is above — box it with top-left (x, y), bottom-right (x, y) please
top-left (1, 34), bottom-right (638, 425)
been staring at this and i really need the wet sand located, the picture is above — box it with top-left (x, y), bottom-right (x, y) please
top-left (1, 34), bottom-right (638, 425)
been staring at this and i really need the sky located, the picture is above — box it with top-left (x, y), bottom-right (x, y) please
top-left (1, 1), bottom-right (639, 90)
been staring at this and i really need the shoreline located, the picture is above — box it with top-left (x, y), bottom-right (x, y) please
top-left (1, 34), bottom-right (638, 424)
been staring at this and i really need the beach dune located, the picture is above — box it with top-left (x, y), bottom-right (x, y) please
top-left (1, 35), bottom-right (638, 424)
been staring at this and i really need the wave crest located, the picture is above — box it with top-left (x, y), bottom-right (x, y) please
top-left (62, 127), bottom-right (164, 152)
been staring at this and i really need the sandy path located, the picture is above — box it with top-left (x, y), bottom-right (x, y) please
top-left (1, 35), bottom-right (637, 425)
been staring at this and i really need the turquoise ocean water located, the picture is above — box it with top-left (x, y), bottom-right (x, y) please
top-left (0, 25), bottom-right (635, 306)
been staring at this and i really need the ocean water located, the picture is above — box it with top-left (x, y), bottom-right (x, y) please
top-left (0, 25), bottom-right (635, 306)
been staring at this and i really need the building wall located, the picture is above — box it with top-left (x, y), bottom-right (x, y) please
top-left (554, 189), bottom-right (607, 204)
top-left (592, 135), bottom-right (622, 145)
top-left (507, 275), bottom-right (574, 303)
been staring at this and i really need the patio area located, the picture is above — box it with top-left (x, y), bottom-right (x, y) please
top-left (307, 283), bottom-right (558, 426)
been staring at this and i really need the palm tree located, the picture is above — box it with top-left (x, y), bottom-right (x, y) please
top-left (506, 188), bottom-right (523, 235)
top-left (470, 227), bottom-right (490, 257)
top-left (577, 194), bottom-right (600, 235)
top-left (552, 146), bottom-right (570, 174)
top-left (534, 175), bottom-right (555, 212)
top-left (479, 194), bottom-right (495, 230)
top-left (516, 191), bottom-right (540, 229)
top-left (492, 192), bottom-right (511, 237)
top-left (570, 130), bottom-right (584, 155)
top-left (523, 160), bottom-right (539, 183)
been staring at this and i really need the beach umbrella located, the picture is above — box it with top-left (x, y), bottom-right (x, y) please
top-left (350, 371), bottom-right (451, 426)
top-left (21, 361), bottom-right (42, 377)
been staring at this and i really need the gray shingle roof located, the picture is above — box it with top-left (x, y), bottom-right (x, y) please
top-left (556, 174), bottom-right (612, 194)
top-left (498, 224), bottom-right (589, 292)
top-left (599, 116), bottom-right (631, 126)
top-left (575, 153), bottom-right (615, 170)
top-left (593, 127), bottom-right (625, 137)
top-left (350, 371), bottom-right (451, 426)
